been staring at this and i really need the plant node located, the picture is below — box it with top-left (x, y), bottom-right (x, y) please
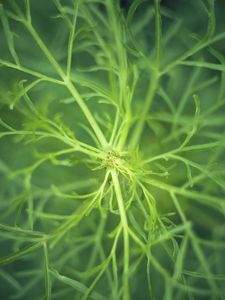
top-left (100, 149), bottom-right (133, 179)
top-left (105, 150), bottom-right (123, 169)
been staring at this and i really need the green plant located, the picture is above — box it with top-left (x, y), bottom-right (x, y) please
top-left (0, 0), bottom-right (225, 299)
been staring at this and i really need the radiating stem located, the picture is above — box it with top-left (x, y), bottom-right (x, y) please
top-left (25, 22), bottom-right (108, 148)
top-left (111, 169), bottom-right (130, 300)
top-left (129, 72), bottom-right (159, 148)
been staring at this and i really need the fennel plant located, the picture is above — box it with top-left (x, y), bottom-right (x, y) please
top-left (0, 0), bottom-right (225, 299)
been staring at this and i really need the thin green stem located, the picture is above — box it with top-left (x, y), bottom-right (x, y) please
top-left (65, 80), bottom-right (108, 147)
top-left (0, 59), bottom-right (64, 85)
top-left (171, 193), bottom-right (221, 296)
top-left (116, 112), bottom-right (132, 151)
top-left (161, 31), bottom-right (225, 75)
top-left (66, 2), bottom-right (78, 78)
top-left (26, 23), bottom-right (65, 79)
top-left (24, 21), bottom-right (107, 148)
top-left (110, 108), bottom-right (120, 146)
top-left (154, 0), bottom-right (162, 67)
top-left (43, 242), bottom-right (51, 300)
top-left (111, 169), bottom-right (130, 300)
top-left (129, 72), bottom-right (159, 148)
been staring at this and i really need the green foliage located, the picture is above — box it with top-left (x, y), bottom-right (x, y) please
top-left (0, 0), bottom-right (225, 299)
